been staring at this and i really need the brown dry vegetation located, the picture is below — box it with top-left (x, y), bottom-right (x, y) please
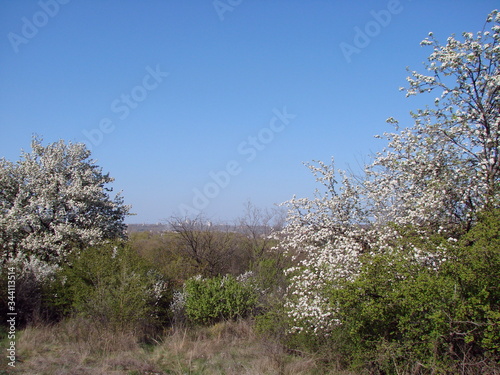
top-left (1, 318), bottom-right (157, 375)
top-left (1, 318), bottom-right (354, 375)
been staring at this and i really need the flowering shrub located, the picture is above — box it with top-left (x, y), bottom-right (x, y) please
top-left (279, 8), bottom-right (500, 337)
top-left (273, 10), bottom-right (500, 373)
top-left (0, 136), bottom-right (130, 267)
top-left (0, 137), bottom-right (132, 326)
top-left (327, 210), bottom-right (500, 372)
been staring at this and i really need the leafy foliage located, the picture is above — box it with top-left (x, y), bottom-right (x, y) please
top-left (273, 10), bottom-right (500, 373)
top-left (1, 10), bottom-right (499, 375)
top-left (324, 209), bottom-right (500, 373)
top-left (46, 242), bottom-right (171, 330)
top-left (182, 274), bottom-right (258, 325)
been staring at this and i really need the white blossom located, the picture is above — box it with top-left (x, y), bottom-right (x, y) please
top-left (0, 136), bottom-right (131, 269)
top-left (276, 11), bottom-right (500, 337)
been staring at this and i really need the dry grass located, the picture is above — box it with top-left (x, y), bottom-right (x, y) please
top-left (151, 320), bottom-right (320, 375)
top-left (5, 317), bottom-right (161, 375)
top-left (3, 318), bottom-right (353, 375)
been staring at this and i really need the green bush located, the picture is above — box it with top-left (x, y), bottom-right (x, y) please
top-left (183, 274), bottom-right (257, 325)
top-left (45, 242), bottom-right (172, 330)
top-left (323, 209), bottom-right (500, 374)
top-left (258, 209), bottom-right (500, 373)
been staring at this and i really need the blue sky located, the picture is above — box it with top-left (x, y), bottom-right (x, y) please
top-left (0, 1), bottom-right (497, 223)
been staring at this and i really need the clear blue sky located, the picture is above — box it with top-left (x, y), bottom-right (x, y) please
top-left (1, 1), bottom-right (497, 223)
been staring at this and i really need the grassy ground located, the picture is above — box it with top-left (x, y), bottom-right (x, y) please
top-left (0, 319), bottom-right (353, 375)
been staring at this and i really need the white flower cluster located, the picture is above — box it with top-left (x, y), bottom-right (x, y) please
top-left (6, 252), bottom-right (60, 282)
top-left (0, 136), bottom-right (130, 269)
top-left (170, 288), bottom-right (187, 318)
top-left (146, 268), bottom-right (170, 303)
top-left (278, 162), bottom-right (372, 334)
top-left (277, 11), bottom-right (500, 337)
top-left (236, 270), bottom-right (254, 284)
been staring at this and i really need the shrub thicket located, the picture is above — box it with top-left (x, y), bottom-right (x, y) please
top-left (44, 242), bottom-right (172, 331)
top-left (270, 209), bottom-right (500, 374)
top-left (181, 274), bottom-right (258, 325)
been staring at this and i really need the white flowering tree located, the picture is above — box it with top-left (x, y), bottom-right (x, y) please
top-left (0, 136), bottom-right (130, 266)
top-left (368, 11), bottom-right (500, 232)
top-left (279, 10), bottom-right (500, 338)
